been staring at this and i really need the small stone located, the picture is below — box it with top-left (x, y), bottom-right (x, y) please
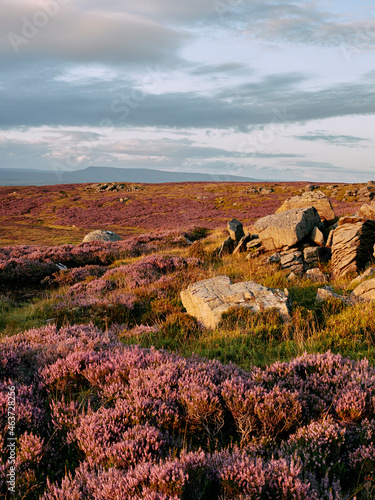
top-left (268, 252), bottom-right (281, 264)
top-left (233, 233), bottom-right (252, 255)
top-left (310, 226), bottom-right (325, 246)
top-left (316, 287), bottom-right (350, 304)
top-left (306, 268), bottom-right (327, 283)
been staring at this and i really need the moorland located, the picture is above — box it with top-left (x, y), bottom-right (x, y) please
top-left (1, 180), bottom-right (375, 499)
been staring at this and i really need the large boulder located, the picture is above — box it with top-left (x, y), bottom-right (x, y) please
top-left (254, 207), bottom-right (321, 251)
top-left (331, 217), bottom-right (375, 278)
top-left (83, 230), bottom-right (122, 243)
top-left (180, 275), bottom-right (290, 329)
top-left (276, 190), bottom-right (336, 224)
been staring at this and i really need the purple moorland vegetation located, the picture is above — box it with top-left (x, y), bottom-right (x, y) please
top-left (0, 230), bottom-right (192, 286)
top-left (1, 322), bottom-right (375, 499)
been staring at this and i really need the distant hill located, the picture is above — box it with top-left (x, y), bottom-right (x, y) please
top-left (0, 166), bottom-right (262, 186)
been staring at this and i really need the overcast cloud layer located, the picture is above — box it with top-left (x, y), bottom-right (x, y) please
top-left (1, 0), bottom-right (374, 182)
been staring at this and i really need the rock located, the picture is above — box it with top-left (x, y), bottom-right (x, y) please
top-left (227, 219), bottom-right (245, 242)
top-left (246, 238), bottom-right (262, 250)
top-left (331, 217), bottom-right (375, 278)
top-left (326, 229), bottom-right (335, 248)
top-left (304, 184), bottom-right (319, 191)
top-left (357, 201), bottom-right (375, 220)
top-left (306, 268), bottom-right (327, 283)
top-left (83, 230), bottom-right (122, 243)
top-left (303, 246), bottom-right (320, 265)
top-left (303, 246), bottom-right (330, 266)
top-left (212, 237), bottom-right (235, 258)
top-left (254, 207), bottom-right (321, 251)
top-left (348, 267), bottom-right (375, 288)
top-left (276, 190), bottom-right (336, 224)
top-left (180, 276), bottom-right (291, 328)
top-left (279, 249), bottom-right (304, 274)
top-left (246, 249), bottom-right (262, 259)
top-left (268, 252), bottom-right (281, 264)
top-left (232, 233), bottom-right (252, 255)
top-left (287, 272), bottom-right (298, 281)
top-left (56, 263), bottom-right (68, 271)
top-left (316, 287), bottom-right (350, 304)
top-left (351, 278), bottom-right (375, 302)
top-left (309, 226), bottom-right (325, 246)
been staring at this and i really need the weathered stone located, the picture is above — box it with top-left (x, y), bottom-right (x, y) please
top-left (348, 267), bottom-right (375, 288)
top-left (316, 287), bottom-right (350, 304)
top-left (227, 218), bottom-right (245, 242)
top-left (303, 246), bottom-right (320, 264)
top-left (331, 217), bottom-right (375, 278)
top-left (268, 252), bottom-right (281, 264)
top-left (83, 230), bottom-right (122, 243)
top-left (279, 249), bottom-right (304, 274)
top-left (212, 237), bottom-right (235, 258)
top-left (287, 272), bottom-right (298, 281)
top-left (180, 275), bottom-right (291, 328)
top-left (306, 268), bottom-right (327, 283)
top-left (254, 207), bottom-right (321, 251)
top-left (351, 277), bottom-right (375, 302)
top-left (326, 229), bottom-right (334, 248)
top-left (246, 248), bottom-right (263, 259)
top-left (246, 238), bottom-right (262, 250)
top-left (276, 190), bottom-right (336, 224)
top-left (357, 201), bottom-right (375, 220)
top-left (309, 226), bottom-right (325, 246)
top-left (232, 233), bottom-right (252, 255)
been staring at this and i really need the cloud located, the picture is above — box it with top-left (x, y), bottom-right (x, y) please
top-left (295, 132), bottom-right (368, 146)
top-left (1, 67), bottom-right (374, 131)
top-left (1, 1), bottom-right (189, 65)
top-left (190, 63), bottom-right (248, 75)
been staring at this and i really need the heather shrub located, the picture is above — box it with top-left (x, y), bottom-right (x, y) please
top-left (188, 240), bottom-right (208, 260)
top-left (184, 226), bottom-right (210, 242)
top-left (42, 265), bottom-right (107, 287)
top-left (1, 323), bottom-right (375, 499)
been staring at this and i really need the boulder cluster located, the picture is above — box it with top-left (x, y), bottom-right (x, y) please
top-left (183, 190), bottom-right (375, 328)
top-left (87, 182), bottom-right (144, 193)
top-left (213, 190), bottom-right (375, 283)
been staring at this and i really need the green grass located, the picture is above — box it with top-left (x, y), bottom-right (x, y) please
top-left (2, 232), bottom-right (375, 370)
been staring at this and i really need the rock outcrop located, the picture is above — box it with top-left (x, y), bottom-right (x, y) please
top-left (83, 230), bottom-right (122, 243)
top-left (180, 276), bottom-right (290, 328)
top-left (276, 190), bottom-right (336, 224)
top-left (330, 217), bottom-right (375, 278)
top-left (254, 207), bottom-right (321, 251)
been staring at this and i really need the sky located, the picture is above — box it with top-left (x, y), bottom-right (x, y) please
top-left (0, 0), bottom-right (375, 183)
